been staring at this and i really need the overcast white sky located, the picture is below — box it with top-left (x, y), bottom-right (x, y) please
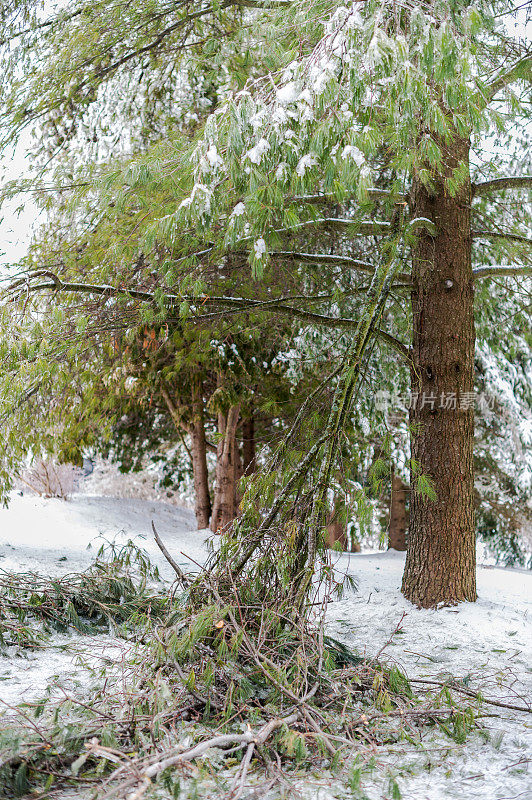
top-left (0, 133), bottom-right (40, 270)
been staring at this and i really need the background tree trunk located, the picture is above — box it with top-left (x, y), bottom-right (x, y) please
top-left (402, 134), bottom-right (477, 607)
top-left (190, 374), bottom-right (211, 529)
top-left (325, 499), bottom-right (361, 552)
top-left (210, 405), bottom-right (240, 533)
top-left (325, 515), bottom-right (347, 550)
top-left (242, 412), bottom-right (256, 476)
top-left (387, 467), bottom-right (408, 551)
top-left (161, 377), bottom-right (212, 530)
top-left (234, 430), bottom-right (243, 517)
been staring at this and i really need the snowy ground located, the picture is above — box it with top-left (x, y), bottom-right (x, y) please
top-left (0, 492), bottom-right (204, 708)
top-left (327, 551), bottom-right (532, 800)
top-left (0, 492), bottom-right (530, 799)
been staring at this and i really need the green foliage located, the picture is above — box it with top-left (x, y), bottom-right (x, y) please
top-left (387, 666), bottom-right (413, 699)
top-left (0, 535), bottom-right (488, 799)
top-left (387, 774), bottom-right (403, 800)
top-left (439, 707), bottom-right (476, 745)
top-left (414, 472), bottom-right (438, 503)
top-left (0, 538), bottom-right (167, 649)
top-left (0, 0), bottom-right (531, 591)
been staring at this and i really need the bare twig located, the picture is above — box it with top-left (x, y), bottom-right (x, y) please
top-left (229, 741), bottom-right (255, 800)
top-left (151, 521), bottom-right (190, 586)
top-left (472, 176), bottom-right (532, 196)
top-left (93, 713), bottom-right (299, 798)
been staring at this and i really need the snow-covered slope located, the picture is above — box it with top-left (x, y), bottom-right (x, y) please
top-left (0, 493), bottom-right (530, 799)
top-left (0, 491), bottom-right (201, 577)
top-left (0, 493), bottom-right (202, 708)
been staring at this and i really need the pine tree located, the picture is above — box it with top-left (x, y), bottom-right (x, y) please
top-left (1, 0), bottom-right (531, 605)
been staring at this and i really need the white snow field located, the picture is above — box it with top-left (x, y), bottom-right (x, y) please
top-left (0, 492), bottom-right (530, 800)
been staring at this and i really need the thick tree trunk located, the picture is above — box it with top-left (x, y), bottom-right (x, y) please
top-left (401, 135), bottom-right (476, 607)
top-left (190, 374), bottom-right (211, 529)
top-left (210, 404), bottom-right (240, 533)
top-left (387, 467), bottom-right (408, 551)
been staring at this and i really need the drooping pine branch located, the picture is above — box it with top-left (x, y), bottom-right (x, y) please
top-left (473, 265), bottom-right (532, 279)
top-left (472, 176), bottom-right (532, 197)
top-left (481, 54), bottom-right (532, 104)
top-left (238, 218), bottom-right (391, 241)
top-left (267, 251), bottom-right (411, 283)
top-left (296, 208), bottom-right (409, 592)
top-left (472, 230), bottom-right (532, 246)
top-left (293, 189), bottom-right (407, 204)
top-left (214, 208), bottom-right (414, 607)
top-left (2, 272), bottom-right (411, 362)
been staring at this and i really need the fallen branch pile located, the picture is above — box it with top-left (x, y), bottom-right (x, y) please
top-left (0, 530), bottom-right (487, 799)
top-left (0, 539), bottom-right (168, 648)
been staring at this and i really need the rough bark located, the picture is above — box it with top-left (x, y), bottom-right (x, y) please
top-left (210, 404), bottom-right (240, 533)
top-left (161, 377), bottom-right (212, 530)
top-left (387, 467), bottom-right (408, 551)
top-left (401, 134), bottom-right (477, 607)
top-left (190, 374), bottom-right (212, 529)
